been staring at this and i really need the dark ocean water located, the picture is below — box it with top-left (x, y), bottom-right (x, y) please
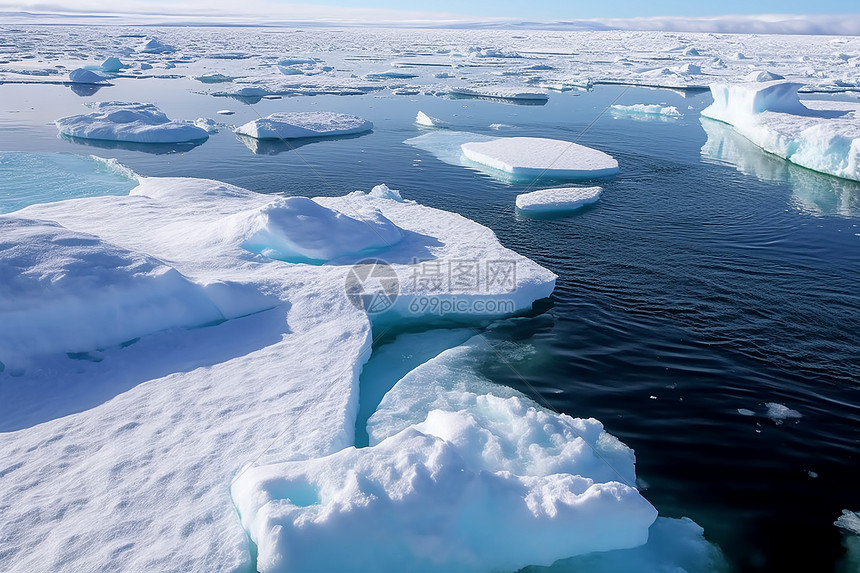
top-left (1, 78), bottom-right (859, 572)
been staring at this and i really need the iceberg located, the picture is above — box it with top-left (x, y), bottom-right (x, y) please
top-left (55, 101), bottom-right (210, 144)
top-left (234, 111), bottom-right (373, 140)
top-left (100, 57), bottom-right (127, 73)
top-left (516, 186), bottom-right (603, 214)
top-left (461, 137), bottom-right (620, 180)
top-left (701, 81), bottom-right (860, 181)
top-left (68, 68), bottom-right (109, 84)
top-left (416, 110), bottom-right (448, 128)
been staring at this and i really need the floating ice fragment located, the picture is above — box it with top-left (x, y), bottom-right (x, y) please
top-left (611, 103), bottom-right (682, 117)
top-left (737, 408), bottom-right (755, 416)
top-left (216, 109), bottom-right (234, 115)
top-left (836, 510), bottom-right (860, 536)
top-left (234, 111), bottom-right (373, 140)
top-left (100, 57), bottom-right (126, 73)
top-left (448, 86), bottom-right (549, 103)
top-left (461, 137), bottom-right (619, 180)
top-left (765, 402), bottom-right (802, 424)
top-left (415, 110), bottom-right (447, 128)
top-left (516, 186), bottom-right (602, 214)
top-left (56, 102), bottom-right (210, 144)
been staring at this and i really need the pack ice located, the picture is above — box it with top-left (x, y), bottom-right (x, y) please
top-left (55, 102), bottom-right (210, 144)
top-left (701, 81), bottom-right (860, 181)
top-left (234, 111), bottom-right (373, 139)
top-left (461, 137), bottom-right (620, 180)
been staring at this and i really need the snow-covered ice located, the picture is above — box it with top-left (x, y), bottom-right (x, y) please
top-left (701, 81), bottom-right (860, 181)
top-left (449, 86), bottom-right (549, 103)
top-left (233, 335), bottom-right (658, 573)
top-left (238, 196), bottom-right (403, 263)
top-left (68, 68), bottom-right (109, 84)
top-left (416, 110), bottom-right (448, 128)
top-left (55, 102), bottom-right (210, 144)
top-left (461, 137), bottom-right (620, 180)
top-left (234, 111), bottom-right (373, 140)
top-left (611, 103), bottom-right (682, 118)
top-left (516, 186), bottom-right (603, 213)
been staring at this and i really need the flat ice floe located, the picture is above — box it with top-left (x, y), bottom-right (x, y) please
top-left (448, 86), bottom-right (549, 103)
top-left (55, 101), bottom-right (210, 144)
top-left (701, 81), bottom-right (860, 181)
top-left (234, 111), bottom-right (373, 139)
top-left (610, 103), bottom-right (682, 118)
top-left (461, 137), bottom-right (620, 180)
top-left (516, 186), bottom-right (603, 213)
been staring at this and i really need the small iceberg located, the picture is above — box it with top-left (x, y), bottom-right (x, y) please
top-left (68, 68), bottom-right (110, 84)
top-left (234, 111), bottom-right (373, 140)
top-left (461, 137), bottom-right (619, 180)
top-left (516, 186), bottom-right (603, 214)
top-left (138, 37), bottom-right (176, 54)
top-left (701, 80), bottom-right (860, 181)
top-left (100, 57), bottom-right (127, 73)
top-left (55, 102), bottom-right (210, 144)
top-left (448, 86), bottom-right (549, 104)
top-left (415, 110), bottom-right (447, 128)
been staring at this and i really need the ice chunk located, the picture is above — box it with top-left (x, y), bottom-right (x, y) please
top-left (836, 510), bottom-right (860, 536)
top-left (449, 86), bottom-right (549, 103)
top-left (611, 103), bottom-right (682, 118)
top-left (461, 137), bottom-right (619, 180)
top-left (744, 70), bottom-right (785, 82)
top-left (516, 186), bottom-right (602, 214)
top-left (138, 37), bottom-right (175, 54)
top-left (56, 101), bottom-right (210, 144)
top-left (238, 196), bottom-right (402, 263)
top-left (234, 111), bottom-right (373, 140)
top-left (0, 218), bottom-right (224, 367)
top-left (765, 402), bottom-right (802, 424)
top-left (68, 68), bottom-right (109, 84)
top-left (234, 336), bottom-right (656, 573)
top-left (702, 81), bottom-right (860, 181)
top-left (415, 110), bottom-right (448, 128)
top-left (100, 57), bottom-right (126, 73)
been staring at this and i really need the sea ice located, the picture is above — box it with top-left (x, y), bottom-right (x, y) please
top-left (415, 110), bottom-right (448, 127)
top-left (238, 195), bottom-right (403, 263)
top-left (516, 186), bottom-right (603, 214)
top-left (233, 335), bottom-right (657, 573)
top-left (449, 86), bottom-right (549, 103)
top-left (461, 137), bottom-right (620, 180)
top-left (55, 101), bottom-right (210, 144)
top-left (100, 57), bottom-right (127, 72)
top-left (139, 37), bottom-right (176, 54)
top-left (701, 81), bottom-right (860, 181)
top-left (836, 510), bottom-right (860, 536)
top-left (765, 402), bottom-right (802, 424)
top-left (234, 111), bottom-right (373, 140)
top-left (610, 103), bottom-right (682, 117)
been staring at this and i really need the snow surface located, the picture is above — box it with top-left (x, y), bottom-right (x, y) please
top-left (701, 81), bottom-right (860, 181)
top-left (234, 111), bottom-right (373, 140)
top-left (0, 173), bottom-right (561, 572)
top-left (461, 137), bottom-right (619, 180)
top-left (55, 101), bottom-right (210, 144)
top-left (516, 186), bottom-right (603, 213)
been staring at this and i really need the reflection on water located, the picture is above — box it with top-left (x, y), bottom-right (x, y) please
top-left (68, 83), bottom-right (110, 97)
top-left (700, 118), bottom-right (860, 217)
top-left (59, 133), bottom-right (206, 155)
top-left (235, 131), bottom-right (370, 155)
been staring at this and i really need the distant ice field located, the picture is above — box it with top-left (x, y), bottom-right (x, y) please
top-left (1, 24), bottom-right (860, 573)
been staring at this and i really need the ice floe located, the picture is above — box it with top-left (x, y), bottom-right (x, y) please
top-left (765, 402), bottom-right (802, 424)
top-left (55, 101), bottom-right (210, 144)
top-left (701, 81), bottom-right (860, 181)
top-left (234, 111), bottom-right (373, 140)
top-left (610, 103), bottom-right (682, 117)
top-left (233, 335), bottom-right (658, 573)
top-left (461, 137), bottom-right (619, 180)
top-left (449, 85), bottom-right (549, 103)
top-left (516, 186), bottom-right (603, 214)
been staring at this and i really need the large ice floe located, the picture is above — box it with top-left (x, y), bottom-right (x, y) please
top-left (701, 81), bottom-right (860, 181)
top-left (55, 101), bottom-right (210, 144)
top-left (461, 137), bottom-right (620, 180)
top-left (0, 158), bottom-right (724, 572)
top-left (234, 111), bottom-right (373, 140)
